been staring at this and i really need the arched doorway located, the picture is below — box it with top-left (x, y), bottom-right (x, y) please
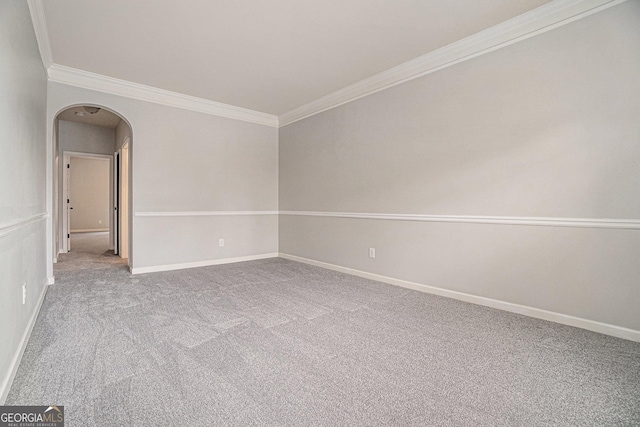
top-left (52, 104), bottom-right (133, 270)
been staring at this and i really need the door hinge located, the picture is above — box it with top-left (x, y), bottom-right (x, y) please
top-left (67, 199), bottom-right (69, 203)
top-left (67, 164), bottom-right (70, 168)
top-left (67, 234), bottom-right (70, 238)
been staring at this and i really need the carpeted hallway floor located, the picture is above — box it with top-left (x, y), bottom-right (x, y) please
top-left (7, 233), bottom-right (640, 426)
top-left (54, 232), bottom-right (128, 273)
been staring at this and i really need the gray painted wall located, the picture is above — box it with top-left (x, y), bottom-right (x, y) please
top-left (279, 2), bottom-right (640, 331)
top-left (58, 120), bottom-right (115, 155)
top-left (0, 1), bottom-right (48, 403)
top-left (48, 83), bottom-right (279, 271)
top-left (69, 157), bottom-right (110, 232)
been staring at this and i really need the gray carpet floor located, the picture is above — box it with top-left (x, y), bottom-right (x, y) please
top-left (54, 232), bottom-right (128, 273)
top-left (7, 234), bottom-right (640, 426)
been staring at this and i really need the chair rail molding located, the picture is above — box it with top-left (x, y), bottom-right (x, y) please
top-left (279, 211), bottom-right (640, 230)
top-left (0, 213), bottom-right (49, 239)
top-left (135, 211), bottom-right (279, 217)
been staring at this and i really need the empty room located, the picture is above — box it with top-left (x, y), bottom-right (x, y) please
top-left (1, 0), bottom-right (639, 425)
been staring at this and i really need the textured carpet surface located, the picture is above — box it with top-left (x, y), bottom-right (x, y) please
top-left (7, 235), bottom-right (640, 426)
top-left (54, 232), bottom-right (127, 272)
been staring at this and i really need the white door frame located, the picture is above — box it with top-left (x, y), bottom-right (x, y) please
top-left (113, 150), bottom-right (120, 255)
top-left (115, 138), bottom-right (130, 260)
top-left (61, 151), bottom-right (114, 253)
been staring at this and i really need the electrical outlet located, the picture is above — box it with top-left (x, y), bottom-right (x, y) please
top-left (98, 219), bottom-right (102, 224)
top-left (22, 283), bottom-right (26, 305)
top-left (369, 248), bottom-right (376, 258)
top-left (219, 238), bottom-right (225, 247)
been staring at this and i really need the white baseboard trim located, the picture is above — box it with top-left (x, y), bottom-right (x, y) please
top-left (70, 228), bottom-right (109, 233)
top-left (0, 279), bottom-right (49, 404)
top-left (279, 253), bottom-right (640, 343)
top-left (131, 253), bottom-right (279, 275)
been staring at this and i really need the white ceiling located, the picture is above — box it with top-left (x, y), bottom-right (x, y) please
top-left (57, 106), bottom-right (122, 128)
top-left (42, 0), bottom-right (551, 115)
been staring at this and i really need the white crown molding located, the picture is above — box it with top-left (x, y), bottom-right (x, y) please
top-left (135, 211), bottom-right (278, 217)
top-left (279, 0), bottom-right (629, 127)
top-left (47, 64), bottom-right (279, 128)
top-left (279, 211), bottom-right (640, 230)
top-left (279, 253), bottom-right (640, 342)
top-left (27, 0), bottom-right (53, 69)
top-left (30, 0), bottom-right (626, 128)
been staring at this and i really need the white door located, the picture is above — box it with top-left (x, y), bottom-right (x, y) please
top-left (65, 155), bottom-right (72, 251)
top-left (113, 151), bottom-right (119, 255)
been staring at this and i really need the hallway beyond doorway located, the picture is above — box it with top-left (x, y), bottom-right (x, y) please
top-left (55, 231), bottom-right (127, 273)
